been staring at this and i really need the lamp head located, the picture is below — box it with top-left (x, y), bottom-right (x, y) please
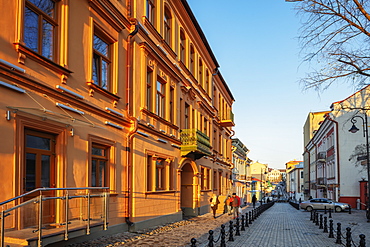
top-left (349, 124), bottom-right (360, 133)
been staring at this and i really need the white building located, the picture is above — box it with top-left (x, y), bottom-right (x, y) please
top-left (305, 85), bottom-right (370, 208)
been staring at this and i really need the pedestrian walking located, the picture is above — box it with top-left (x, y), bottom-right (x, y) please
top-left (225, 195), bottom-right (232, 215)
top-left (231, 193), bottom-right (241, 219)
top-left (210, 194), bottom-right (220, 218)
top-left (252, 194), bottom-right (257, 208)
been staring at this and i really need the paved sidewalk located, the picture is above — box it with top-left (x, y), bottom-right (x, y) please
top-left (224, 203), bottom-right (370, 247)
top-left (67, 202), bottom-right (370, 246)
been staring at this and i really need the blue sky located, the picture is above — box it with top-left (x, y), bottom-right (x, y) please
top-left (187, 0), bottom-right (355, 169)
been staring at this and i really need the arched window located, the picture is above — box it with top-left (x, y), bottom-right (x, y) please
top-left (190, 44), bottom-right (195, 75)
top-left (198, 58), bottom-right (203, 86)
top-left (180, 29), bottom-right (186, 64)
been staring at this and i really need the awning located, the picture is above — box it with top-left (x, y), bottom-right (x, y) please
top-left (7, 106), bottom-right (105, 129)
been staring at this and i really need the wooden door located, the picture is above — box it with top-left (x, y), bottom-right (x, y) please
top-left (24, 129), bottom-right (56, 226)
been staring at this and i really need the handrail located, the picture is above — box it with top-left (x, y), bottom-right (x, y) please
top-left (0, 187), bottom-right (109, 207)
top-left (0, 187), bottom-right (109, 247)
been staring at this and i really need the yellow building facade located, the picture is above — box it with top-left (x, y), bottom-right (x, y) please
top-left (0, 0), bottom-right (235, 245)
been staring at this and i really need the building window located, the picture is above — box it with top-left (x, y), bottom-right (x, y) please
top-left (180, 29), bottom-right (186, 64)
top-left (156, 79), bottom-right (165, 118)
top-left (147, 155), bottom-right (173, 191)
top-left (146, 0), bottom-right (155, 24)
top-left (156, 159), bottom-right (165, 190)
top-left (164, 6), bottom-right (172, 45)
top-left (213, 170), bottom-right (217, 191)
top-left (204, 118), bottom-right (208, 136)
top-left (184, 103), bottom-right (189, 129)
top-left (92, 32), bottom-right (111, 91)
top-left (205, 70), bottom-right (210, 94)
top-left (201, 167), bottom-right (211, 190)
top-left (190, 44), bottom-right (195, 75)
top-left (169, 86), bottom-right (174, 123)
top-left (146, 67), bottom-right (153, 111)
top-left (24, 0), bottom-right (57, 60)
top-left (91, 144), bottom-right (109, 187)
top-left (198, 58), bottom-right (203, 86)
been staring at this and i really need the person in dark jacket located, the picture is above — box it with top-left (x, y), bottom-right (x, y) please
top-left (252, 194), bottom-right (257, 208)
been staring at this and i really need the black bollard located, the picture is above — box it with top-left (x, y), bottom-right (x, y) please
top-left (208, 230), bottom-right (214, 247)
top-left (235, 217), bottom-right (241, 236)
top-left (315, 212), bottom-right (319, 226)
top-left (241, 215), bottom-right (245, 231)
top-left (313, 210), bottom-right (317, 224)
top-left (310, 210), bottom-right (314, 221)
top-left (329, 208), bottom-right (332, 218)
top-left (324, 206), bottom-right (327, 214)
top-left (359, 234), bottom-right (366, 247)
top-left (323, 216), bottom-right (328, 233)
top-left (329, 219), bottom-right (334, 238)
top-left (220, 224), bottom-right (226, 247)
top-left (349, 205), bottom-right (352, 215)
top-left (190, 238), bottom-right (197, 247)
top-left (336, 223), bottom-right (342, 244)
top-left (245, 213), bottom-right (249, 227)
top-left (346, 227), bottom-right (351, 247)
top-left (249, 211), bottom-right (252, 224)
top-left (228, 220), bottom-right (234, 242)
top-left (319, 214), bottom-right (323, 229)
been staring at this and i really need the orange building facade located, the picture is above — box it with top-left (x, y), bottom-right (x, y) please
top-left (0, 0), bottom-right (235, 245)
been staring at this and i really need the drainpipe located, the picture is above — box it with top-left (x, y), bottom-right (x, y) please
top-left (327, 117), bottom-right (340, 201)
top-left (125, 18), bottom-right (139, 226)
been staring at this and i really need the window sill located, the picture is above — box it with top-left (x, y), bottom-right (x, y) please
top-left (14, 42), bottom-right (72, 78)
top-left (87, 82), bottom-right (120, 101)
top-left (145, 190), bottom-right (178, 195)
top-left (201, 189), bottom-right (212, 192)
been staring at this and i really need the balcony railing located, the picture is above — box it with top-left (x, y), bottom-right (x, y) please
top-left (0, 187), bottom-right (109, 247)
top-left (218, 110), bottom-right (235, 127)
top-left (180, 129), bottom-right (211, 158)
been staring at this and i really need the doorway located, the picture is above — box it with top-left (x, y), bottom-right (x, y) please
top-left (23, 129), bottom-right (56, 226)
top-left (180, 163), bottom-right (196, 216)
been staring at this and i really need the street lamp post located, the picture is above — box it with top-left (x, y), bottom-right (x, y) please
top-left (349, 113), bottom-right (370, 222)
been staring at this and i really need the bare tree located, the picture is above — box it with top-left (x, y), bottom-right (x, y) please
top-left (291, 0), bottom-right (370, 91)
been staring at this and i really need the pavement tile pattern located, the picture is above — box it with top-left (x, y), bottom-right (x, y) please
top-left (68, 203), bottom-right (370, 247)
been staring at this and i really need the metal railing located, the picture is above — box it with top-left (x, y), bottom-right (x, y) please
top-left (0, 187), bottom-right (109, 247)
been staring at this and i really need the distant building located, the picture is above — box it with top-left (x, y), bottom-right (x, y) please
top-left (286, 161), bottom-right (304, 201)
top-left (303, 111), bottom-right (330, 200)
top-left (231, 138), bottom-right (251, 203)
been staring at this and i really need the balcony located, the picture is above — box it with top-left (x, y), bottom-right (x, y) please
top-left (317, 152), bottom-right (326, 162)
top-left (218, 110), bottom-right (235, 127)
top-left (317, 177), bottom-right (327, 185)
top-left (180, 129), bottom-right (211, 159)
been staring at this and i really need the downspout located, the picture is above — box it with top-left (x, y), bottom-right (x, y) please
top-left (125, 19), bottom-right (139, 226)
top-left (304, 147), bottom-right (311, 199)
top-left (327, 117), bottom-right (340, 201)
top-left (314, 143), bottom-right (318, 198)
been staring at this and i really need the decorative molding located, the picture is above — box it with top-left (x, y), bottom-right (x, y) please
top-left (88, 0), bottom-right (129, 32)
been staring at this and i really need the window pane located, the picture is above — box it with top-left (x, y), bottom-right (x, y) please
top-left (28, 0), bottom-right (55, 18)
top-left (41, 155), bottom-right (50, 187)
top-left (92, 147), bottom-right (104, 156)
top-left (94, 35), bottom-right (108, 56)
top-left (42, 20), bottom-right (54, 60)
top-left (26, 135), bottom-right (50, 150)
top-left (24, 7), bottom-right (39, 53)
top-left (92, 160), bottom-right (97, 187)
top-left (99, 161), bottom-right (106, 187)
top-left (26, 153), bottom-right (36, 191)
top-left (101, 60), bottom-right (108, 90)
top-left (92, 54), bottom-right (100, 85)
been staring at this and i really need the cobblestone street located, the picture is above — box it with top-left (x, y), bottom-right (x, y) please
top-left (67, 203), bottom-right (370, 247)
